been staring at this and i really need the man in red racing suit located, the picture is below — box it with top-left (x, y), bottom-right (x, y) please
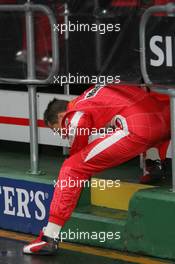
top-left (23, 84), bottom-right (170, 255)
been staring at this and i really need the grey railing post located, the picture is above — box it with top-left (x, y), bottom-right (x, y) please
top-left (170, 94), bottom-right (175, 190)
top-left (0, 3), bottom-right (59, 84)
top-left (0, 2), bottom-right (59, 175)
top-left (63, 2), bottom-right (70, 96)
top-left (26, 1), bottom-right (39, 174)
top-left (140, 3), bottom-right (175, 191)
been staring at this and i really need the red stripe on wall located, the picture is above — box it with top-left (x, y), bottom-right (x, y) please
top-left (0, 1), bottom-right (16, 3)
top-left (0, 116), bottom-right (46, 128)
top-left (111, 0), bottom-right (139, 7)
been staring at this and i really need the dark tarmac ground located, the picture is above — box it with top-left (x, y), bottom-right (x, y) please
top-left (0, 235), bottom-right (173, 264)
top-left (0, 237), bottom-right (134, 264)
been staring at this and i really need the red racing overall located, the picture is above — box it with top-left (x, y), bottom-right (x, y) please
top-left (49, 84), bottom-right (170, 226)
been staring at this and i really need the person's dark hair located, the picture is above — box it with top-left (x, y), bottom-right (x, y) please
top-left (44, 98), bottom-right (68, 126)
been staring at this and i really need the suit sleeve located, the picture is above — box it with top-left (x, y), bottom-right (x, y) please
top-left (64, 111), bottom-right (92, 156)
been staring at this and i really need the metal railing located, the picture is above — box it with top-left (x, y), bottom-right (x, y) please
top-left (0, 2), bottom-right (59, 174)
top-left (140, 3), bottom-right (175, 191)
top-left (0, 2), bottom-right (59, 85)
